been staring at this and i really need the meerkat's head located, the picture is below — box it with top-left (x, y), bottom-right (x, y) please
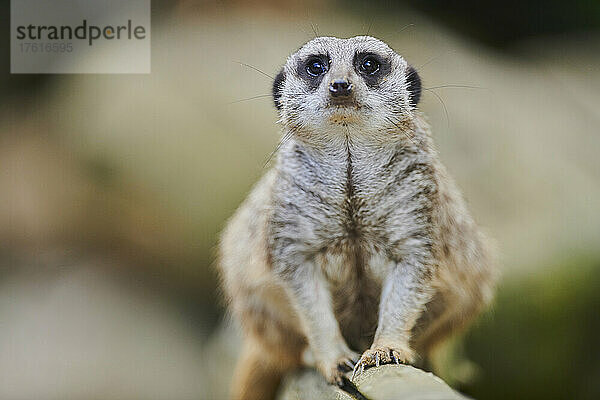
top-left (272, 36), bottom-right (421, 135)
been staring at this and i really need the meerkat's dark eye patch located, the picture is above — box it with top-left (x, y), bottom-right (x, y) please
top-left (306, 57), bottom-right (328, 77)
top-left (297, 54), bottom-right (329, 90)
top-left (272, 68), bottom-right (285, 110)
top-left (359, 56), bottom-right (380, 75)
top-left (354, 52), bottom-right (390, 86)
top-left (406, 65), bottom-right (421, 107)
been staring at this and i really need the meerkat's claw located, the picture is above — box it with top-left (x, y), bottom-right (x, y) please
top-left (351, 346), bottom-right (412, 381)
top-left (335, 350), bottom-right (360, 373)
top-left (339, 359), bottom-right (355, 372)
top-left (351, 362), bottom-right (365, 381)
top-left (323, 351), bottom-right (361, 385)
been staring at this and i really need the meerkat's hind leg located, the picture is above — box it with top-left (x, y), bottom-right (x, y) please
top-left (411, 288), bottom-right (489, 377)
top-left (229, 292), bottom-right (307, 400)
top-left (231, 341), bottom-right (279, 400)
top-left (231, 337), bottom-right (302, 400)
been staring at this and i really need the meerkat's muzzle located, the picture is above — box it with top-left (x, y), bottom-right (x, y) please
top-left (329, 79), bottom-right (353, 97)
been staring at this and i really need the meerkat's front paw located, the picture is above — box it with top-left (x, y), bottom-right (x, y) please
top-left (317, 350), bottom-right (360, 386)
top-left (351, 346), bottom-right (414, 380)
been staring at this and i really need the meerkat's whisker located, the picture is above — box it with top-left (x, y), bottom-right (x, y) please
top-left (425, 84), bottom-right (486, 90)
top-left (234, 61), bottom-right (275, 80)
top-left (226, 94), bottom-right (273, 105)
top-left (423, 88), bottom-right (450, 129)
top-left (228, 92), bottom-right (313, 106)
top-left (310, 22), bottom-right (319, 38)
top-left (396, 23), bottom-right (415, 35)
top-left (385, 116), bottom-right (420, 147)
top-left (263, 128), bottom-right (296, 167)
top-left (228, 93), bottom-right (308, 106)
top-left (365, 18), bottom-right (374, 37)
top-left (407, 54), bottom-right (446, 80)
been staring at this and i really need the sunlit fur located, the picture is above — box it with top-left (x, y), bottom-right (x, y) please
top-left (219, 36), bottom-right (497, 400)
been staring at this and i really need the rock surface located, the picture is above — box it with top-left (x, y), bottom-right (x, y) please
top-left (278, 365), bottom-right (469, 400)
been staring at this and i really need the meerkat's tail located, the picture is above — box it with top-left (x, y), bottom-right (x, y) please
top-left (231, 341), bottom-right (296, 400)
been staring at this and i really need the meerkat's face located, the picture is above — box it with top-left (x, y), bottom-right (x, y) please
top-left (272, 36), bottom-right (421, 133)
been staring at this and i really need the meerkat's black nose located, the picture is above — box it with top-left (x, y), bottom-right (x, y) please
top-left (329, 79), bottom-right (353, 97)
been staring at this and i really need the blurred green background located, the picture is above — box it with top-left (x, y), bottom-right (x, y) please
top-left (1, 1), bottom-right (599, 399)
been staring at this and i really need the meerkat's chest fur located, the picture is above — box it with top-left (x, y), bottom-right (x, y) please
top-left (269, 134), bottom-right (437, 286)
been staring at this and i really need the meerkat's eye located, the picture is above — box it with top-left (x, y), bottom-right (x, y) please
top-left (359, 56), bottom-right (380, 75)
top-left (306, 57), bottom-right (328, 76)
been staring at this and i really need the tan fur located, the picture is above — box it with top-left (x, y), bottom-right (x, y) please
top-left (218, 36), bottom-right (497, 399)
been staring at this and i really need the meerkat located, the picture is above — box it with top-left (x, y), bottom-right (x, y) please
top-left (219, 36), bottom-right (497, 400)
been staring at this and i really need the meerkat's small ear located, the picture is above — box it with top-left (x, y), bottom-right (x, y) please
top-left (406, 65), bottom-right (421, 107)
top-left (272, 68), bottom-right (285, 110)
